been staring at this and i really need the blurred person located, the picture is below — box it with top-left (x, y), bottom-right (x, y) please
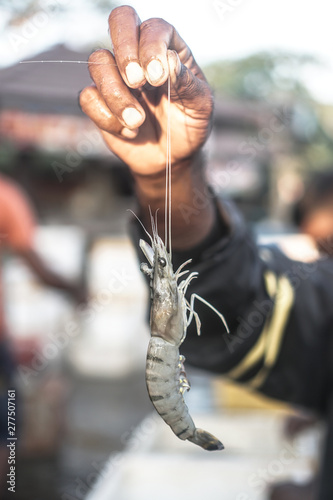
top-left (269, 171), bottom-right (333, 499)
top-left (294, 170), bottom-right (333, 255)
top-left (80, 6), bottom-right (333, 499)
top-left (0, 173), bottom-right (86, 495)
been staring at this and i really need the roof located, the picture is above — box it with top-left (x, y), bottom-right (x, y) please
top-left (0, 44), bottom-right (93, 116)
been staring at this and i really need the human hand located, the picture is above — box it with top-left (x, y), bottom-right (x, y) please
top-left (80, 5), bottom-right (213, 175)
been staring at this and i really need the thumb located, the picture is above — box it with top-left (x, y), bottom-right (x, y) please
top-left (167, 50), bottom-right (213, 115)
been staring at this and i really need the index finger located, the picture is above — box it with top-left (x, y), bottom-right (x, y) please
top-left (109, 6), bottom-right (146, 88)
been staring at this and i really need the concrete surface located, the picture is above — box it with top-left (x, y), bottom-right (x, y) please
top-left (87, 408), bottom-right (321, 500)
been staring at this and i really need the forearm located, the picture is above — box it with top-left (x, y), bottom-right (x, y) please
top-left (20, 249), bottom-right (85, 302)
top-left (132, 152), bottom-right (229, 251)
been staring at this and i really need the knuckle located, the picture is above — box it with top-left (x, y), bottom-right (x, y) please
top-left (100, 81), bottom-right (121, 103)
top-left (140, 17), bottom-right (170, 34)
top-left (79, 86), bottom-right (96, 106)
top-left (205, 93), bottom-right (214, 117)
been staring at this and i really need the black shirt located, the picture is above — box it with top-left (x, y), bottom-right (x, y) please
top-left (131, 200), bottom-right (333, 416)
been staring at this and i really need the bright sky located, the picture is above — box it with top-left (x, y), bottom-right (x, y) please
top-left (1, 0), bottom-right (333, 103)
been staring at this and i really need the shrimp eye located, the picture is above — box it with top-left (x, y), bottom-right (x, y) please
top-left (158, 257), bottom-right (166, 267)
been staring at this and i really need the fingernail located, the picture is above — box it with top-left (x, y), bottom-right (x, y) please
top-left (121, 127), bottom-right (139, 139)
top-left (125, 62), bottom-right (145, 86)
top-left (175, 53), bottom-right (181, 77)
top-left (167, 50), bottom-right (181, 79)
top-left (147, 59), bottom-right (164, 83)
top-left (122, 107), bottom-right (142, 128)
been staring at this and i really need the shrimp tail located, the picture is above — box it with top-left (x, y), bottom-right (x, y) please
top-left (187, 428), bottom-right (224, 451)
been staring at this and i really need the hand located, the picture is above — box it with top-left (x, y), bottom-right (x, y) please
top-left (80, 5), bottom-right (213, 175)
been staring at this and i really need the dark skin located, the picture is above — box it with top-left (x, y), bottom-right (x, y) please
top-left (80, 5), bottom-right (221, 250)
top-left (18, 249), bottom-right (86, 304)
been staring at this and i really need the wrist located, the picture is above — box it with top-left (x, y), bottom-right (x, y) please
top-left (132, 151), bottom-right (219, 250)
top-left (132, 152), bottom-right (200, 205)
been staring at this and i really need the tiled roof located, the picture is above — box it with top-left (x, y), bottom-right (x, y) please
top-left (0, 44), bottom-right (93, 115)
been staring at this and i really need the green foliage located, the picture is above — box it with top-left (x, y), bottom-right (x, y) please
top-left (3, 0), bottom-right (64, 26)
top-left (204, 51), bottom-right (319, 101)
top-left (204, 51), bottom-right (333, 175)
top-left (3, 0), bottom-right (118, 27)
top-left (90, 0), bottom-right (119, 12)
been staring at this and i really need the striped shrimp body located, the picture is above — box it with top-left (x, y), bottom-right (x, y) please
top-left (146, 337), bottom-right (223, 450)
top-left (139, 217), bottom-right (228, 451)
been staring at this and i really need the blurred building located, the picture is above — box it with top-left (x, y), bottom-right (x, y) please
top-left (0, 46), bottom-right (148, 495)
top-left (0, 43), bottom-right (324, 231)
top-left (0, 44), bottom-right (132, 233)
top-left (207, 98), bottom-right (308, 227)
top-left (0, 44), bottom-right (101, 149)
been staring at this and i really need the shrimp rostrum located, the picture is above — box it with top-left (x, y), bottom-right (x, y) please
top-left (139, 213), bottom-right (229, 451)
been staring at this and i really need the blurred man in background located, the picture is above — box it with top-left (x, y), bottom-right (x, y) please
top-left (0, 173), bottom-right (85, 495)
top-left (294, 170), bottom-right (333, 255)
top-left (270, 171), bottom-right (333, 499)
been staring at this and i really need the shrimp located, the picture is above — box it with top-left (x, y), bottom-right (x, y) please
top-left (139, 213), bottom-right (229, 451)
top-left (137, 75), bottom-right (228, 451)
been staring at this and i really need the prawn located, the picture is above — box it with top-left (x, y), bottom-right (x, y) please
top-left (138, 76), bottom-right (229, 451)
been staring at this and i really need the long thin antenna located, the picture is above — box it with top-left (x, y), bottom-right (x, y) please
top-left (168, 75), bottom-right (172, 260)
top-left (165, 75), bottom-right (172, 259)
top-left (164, 79), bottom-right (169, 249)
top-left (19, 60), bottom-right (117, 65)
top-left (127, 209), bottom-right (153, 245)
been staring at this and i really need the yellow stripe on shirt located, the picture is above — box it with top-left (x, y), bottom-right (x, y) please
top-left (249, 274), bottom-right (294, 389)
top-left (227, 271), bottom-right (294, 389)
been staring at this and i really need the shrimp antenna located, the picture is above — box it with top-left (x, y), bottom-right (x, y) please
top-left (148, 206), bottom-right (159, 242)
top-left (154, 208), bottom-right (160, 240)
top-left (165, 75), bottom-right (172, 258)
top-left (127, 209), bottom-right (153, 245)
top-left (19, 60), bottom-right (117, 66)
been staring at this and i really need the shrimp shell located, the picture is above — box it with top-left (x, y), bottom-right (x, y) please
top-left (146, 336), bottom-right (224, 450)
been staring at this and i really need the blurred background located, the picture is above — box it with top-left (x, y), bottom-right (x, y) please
top-left (0, 1), bottom-right (332, 499)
